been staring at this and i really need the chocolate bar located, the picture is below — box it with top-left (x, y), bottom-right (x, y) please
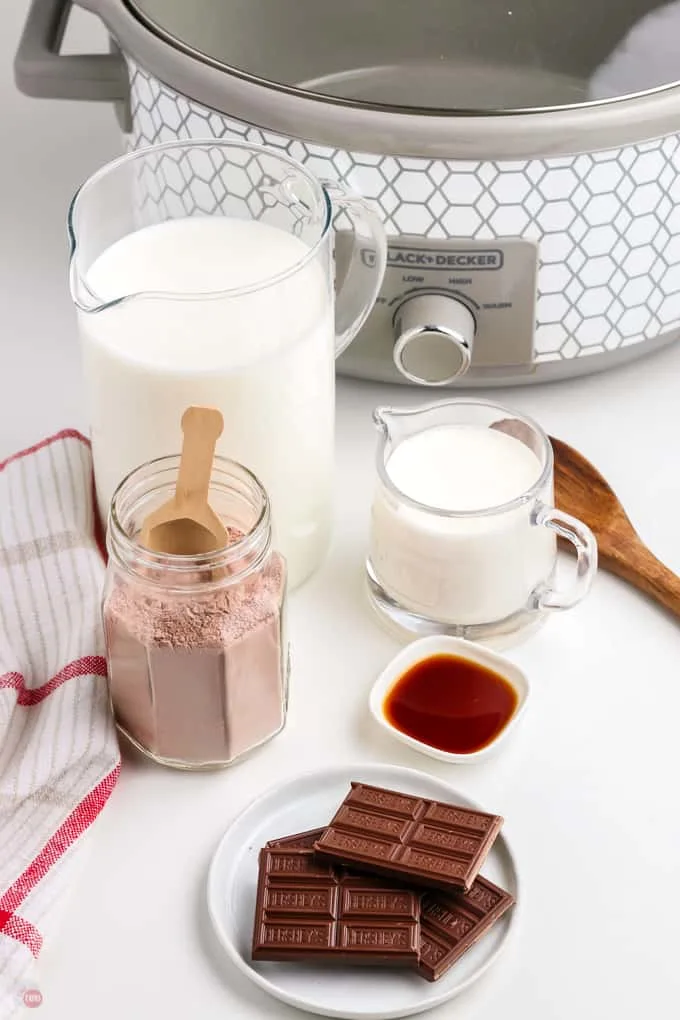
top-left (419, 876), bottom-right (515, 981)
top-left (252, 841), bottom-right (421, 966)
top-left (314, 783), bottom-right (503, 892)
top-left (259, 827), bottom-right (515, 982)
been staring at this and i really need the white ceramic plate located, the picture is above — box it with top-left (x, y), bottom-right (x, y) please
top-left (206, 763), bottom-right (519, 1019)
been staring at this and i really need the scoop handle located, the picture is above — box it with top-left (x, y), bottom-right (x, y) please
top-left (175, 406), bottom-right (224, 509)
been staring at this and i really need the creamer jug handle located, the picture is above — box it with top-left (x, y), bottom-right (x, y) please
top-left (530, 504), bottom-right (598, 610)
top-left (322, 181), bottom-right (387, 357)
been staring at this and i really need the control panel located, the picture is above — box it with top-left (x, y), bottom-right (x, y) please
top-left (337, 234), bottom-right (539, 385)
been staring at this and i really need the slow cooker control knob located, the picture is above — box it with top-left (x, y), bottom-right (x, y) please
top-left (392, 294), bottom-right (476, 384)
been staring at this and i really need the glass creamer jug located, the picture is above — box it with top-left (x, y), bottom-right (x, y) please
top-left (367, 399), bottom-right (598, 644)
top-left (68, 140), bottom-right (387, 590)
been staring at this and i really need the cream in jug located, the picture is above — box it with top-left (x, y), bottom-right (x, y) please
top-left (367, 400), bottom-right (598, 642)
top-left (69, 141), bottom-right (386, 589)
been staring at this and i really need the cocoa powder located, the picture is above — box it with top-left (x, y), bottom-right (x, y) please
top-left (103, 553), bottom-right (287, 766)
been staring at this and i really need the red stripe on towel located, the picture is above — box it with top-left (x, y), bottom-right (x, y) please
top-left (0, 655), bottom-right (108, 706)
top-left (0, 764), bottom-right (121, 914)
top-left (0, 910), bottom-right (43, 957)
top-left (0, 429), bottom-right (90, 472)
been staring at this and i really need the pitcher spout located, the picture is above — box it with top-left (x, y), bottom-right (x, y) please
top-left (372, 402), bottom-right (448, 447)
top-left (372, 406), bottom-right (392, 434)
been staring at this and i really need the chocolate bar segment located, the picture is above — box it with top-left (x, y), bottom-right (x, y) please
top-left (314, 783), bottom-right (503, 892)
top-left (419, 875), bottom-right (515, 981)
top-left (266, 828), bottom-right (325, 850)
top-left (252, 843), bottom-right (420, 966)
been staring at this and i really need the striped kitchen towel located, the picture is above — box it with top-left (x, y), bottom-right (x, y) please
top-left (0, 430), bottom-right (120, 1017)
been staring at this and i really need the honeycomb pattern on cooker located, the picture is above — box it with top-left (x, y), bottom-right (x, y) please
top-left (128, 63), bottom-right (680, 363)
top-left (131, 144), bottom-right (313, 237)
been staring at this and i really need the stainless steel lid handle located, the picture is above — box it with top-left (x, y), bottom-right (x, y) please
top-left (14, 0), bottom-right (129, 119)
top-left (393, 294), bottom-right (476, 385)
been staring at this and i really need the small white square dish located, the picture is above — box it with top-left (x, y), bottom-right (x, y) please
top-left (369, 635), bottom-right (529, 764)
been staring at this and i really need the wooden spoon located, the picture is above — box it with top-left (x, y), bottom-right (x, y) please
top-left (551, 435), bottom-right (680, 619)
top-left (141, 406), bottom-right (228, 555)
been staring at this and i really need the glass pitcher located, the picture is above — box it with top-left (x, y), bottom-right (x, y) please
top-left (367, 399), bottom-right (598, 644)
top-left (68, 140), bottom-right (386, 590)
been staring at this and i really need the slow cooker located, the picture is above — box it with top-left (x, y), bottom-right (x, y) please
top-left (15, 0), bottom-right (680, 386)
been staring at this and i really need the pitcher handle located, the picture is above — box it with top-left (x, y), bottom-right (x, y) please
top-left (322, 180), bottom-right (387, 357)
top-left (530, 504), bottom-right (598, 611)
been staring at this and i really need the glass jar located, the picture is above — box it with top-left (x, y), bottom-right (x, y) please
top-left (102, 455), bottom-right (288, 770)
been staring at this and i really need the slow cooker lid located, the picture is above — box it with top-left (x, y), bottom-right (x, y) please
top-left (125, 0), bottom-right (680, 114)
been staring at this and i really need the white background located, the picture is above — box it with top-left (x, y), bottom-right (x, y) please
top-left (2, 3), bottom-right (680, 1018)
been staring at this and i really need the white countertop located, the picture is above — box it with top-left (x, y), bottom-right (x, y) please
top-left (3, 4), bottom-right (680, 1019)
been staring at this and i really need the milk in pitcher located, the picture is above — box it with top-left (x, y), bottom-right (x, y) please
top-left (80, 216), bottom-right (334, 588)
top-left (370, 424), bottom-right (554, 625)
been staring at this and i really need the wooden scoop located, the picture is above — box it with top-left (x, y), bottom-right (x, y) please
top-left (141, 406), bottom-right (228, 556)
top-left (551, 435), bottom-right (680, 619)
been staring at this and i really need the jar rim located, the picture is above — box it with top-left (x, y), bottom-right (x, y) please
top-left (107, 453), bottom-right (272, 584)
